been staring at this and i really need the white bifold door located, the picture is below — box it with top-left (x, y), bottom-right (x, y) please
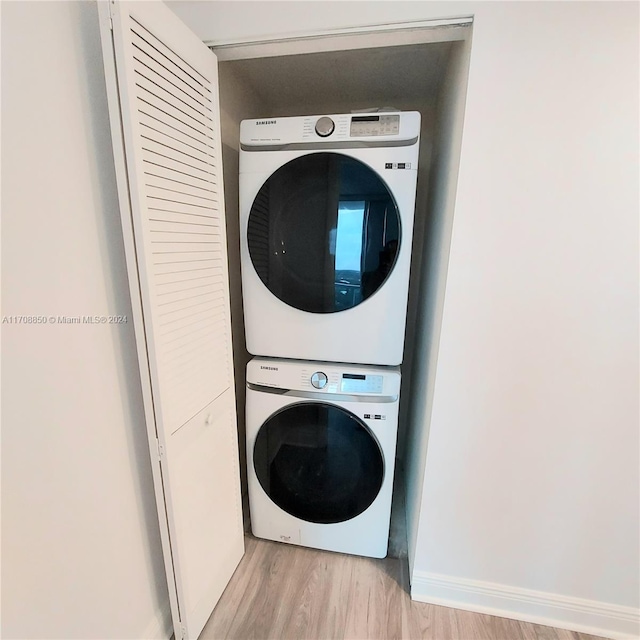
top-left (98, 2), bottom-right (244, 639)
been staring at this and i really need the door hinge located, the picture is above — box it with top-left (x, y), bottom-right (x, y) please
top-left (107, 0), bottom-right (114, 30)
top-left (180, 624), bottom-right (187, 640)
top-left (156, 439), bottom-right (165, 461)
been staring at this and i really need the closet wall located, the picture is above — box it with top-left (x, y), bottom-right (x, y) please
top-left (216, 66), bottom-right (265, 528)
top-left (403, 36), bottom-right (471, 576)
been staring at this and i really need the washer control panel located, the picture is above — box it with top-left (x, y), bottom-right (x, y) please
top-left (310, 372), bottom-right (328, 389)
top-left (247, 357), bottom-right (401, 397)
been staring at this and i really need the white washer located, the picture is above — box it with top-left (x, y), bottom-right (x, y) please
top-left (246, 356), bottom-right (400, 558)
top-left (240, 112), bottom-right (421, 366)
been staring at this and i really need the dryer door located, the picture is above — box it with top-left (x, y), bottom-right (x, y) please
top-left (247, 153), bottom-right (400, 313)
top-left (253, 402), bottom-right (384, 523)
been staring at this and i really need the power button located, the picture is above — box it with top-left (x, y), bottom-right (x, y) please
top-left (311, 372), bottom-right (328, 389)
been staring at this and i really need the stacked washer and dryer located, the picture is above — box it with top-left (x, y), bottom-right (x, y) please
top-left (239, 111), bottom-right (421, 558)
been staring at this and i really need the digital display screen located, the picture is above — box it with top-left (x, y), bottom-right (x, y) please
top-left (340, 373), bottom-right (384, 393)
top-left (350, 114), bottom-right (400, 137)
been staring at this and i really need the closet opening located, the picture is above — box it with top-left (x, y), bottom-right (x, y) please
top-left (211, 19), bottom-right (473, 566)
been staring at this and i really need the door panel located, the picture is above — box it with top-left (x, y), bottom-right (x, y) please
top-left (99, 3), bottom-right (243, 638)
top-left (168, 389), bottom-right (242, 635)
top-left (253, 402), bottom-right (384, 523)
top-left (247, 153), bottom-right (401, 313)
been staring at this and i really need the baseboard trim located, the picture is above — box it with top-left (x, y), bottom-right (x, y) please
top-left (141, 603), bottom-right (173, 640)
top-left (411, 571), bottom-right (639, 640)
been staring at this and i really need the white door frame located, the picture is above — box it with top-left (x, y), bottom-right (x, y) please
top-left (207, 16), bottom-right (473, 61)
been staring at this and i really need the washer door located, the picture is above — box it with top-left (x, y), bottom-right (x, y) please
top-left (247, 153), bottom-right (400, 313)
top-left (253, 402), bottom-right (384, 524)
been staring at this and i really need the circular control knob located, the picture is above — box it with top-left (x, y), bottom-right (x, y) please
top-left (315, 117), bottom-right (335, 137)
top-left (310, 371), bottom-right (328, 389)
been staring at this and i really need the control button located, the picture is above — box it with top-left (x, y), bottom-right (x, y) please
top-left (311, 371), bottom-right (328, 389)
top-left (315, 117), bottom-right (335, 137)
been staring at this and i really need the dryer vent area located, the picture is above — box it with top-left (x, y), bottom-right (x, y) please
top-left (214, 29), bottom-right (472, 546)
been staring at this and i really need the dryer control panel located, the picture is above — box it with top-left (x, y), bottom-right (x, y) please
top-left (247, 357), bottom-right (400, 397)
top-left (240, 111), bottom-right (420, 148)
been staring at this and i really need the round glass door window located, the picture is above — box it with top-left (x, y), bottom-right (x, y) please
top-left (247, 153), bottom-right (400, 313)
top-left (253, 402), bottom-right (384, 524)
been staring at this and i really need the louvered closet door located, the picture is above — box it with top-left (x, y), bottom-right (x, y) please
top-left (99, 3), bottom-right (244, 639)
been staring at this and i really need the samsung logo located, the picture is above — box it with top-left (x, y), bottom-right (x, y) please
top-left (260, 365), bottom-right (278, 371)
top-left (256, 120), bottom-right (276, 125)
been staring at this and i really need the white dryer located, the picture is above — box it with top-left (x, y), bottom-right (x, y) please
top-left (240, 112), bottom-right (420, 366)
top-left (246, 356), bottom-right (400, 558)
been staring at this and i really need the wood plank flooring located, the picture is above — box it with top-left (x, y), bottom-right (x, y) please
top-left (200, 536), bottom-right (608, 640)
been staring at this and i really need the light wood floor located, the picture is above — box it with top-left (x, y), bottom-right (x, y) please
top-left (200, 536), bottom-right (607, 640)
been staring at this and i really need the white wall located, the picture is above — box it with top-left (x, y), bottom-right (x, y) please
top-left (1, 2), bottom-right (170, 637)
top-left (412, 3), bottom-right (639, 637)
top-left (166, 1), bottom-right (471, 45)
top-left (168, 1), bottom-right (639, 637)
